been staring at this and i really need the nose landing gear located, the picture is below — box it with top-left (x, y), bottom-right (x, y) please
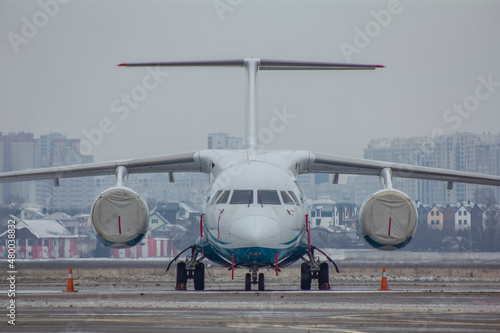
top-left (245, 267), bottom-right (265, 291)
top-left (300, 245), bottom-right (339, 290)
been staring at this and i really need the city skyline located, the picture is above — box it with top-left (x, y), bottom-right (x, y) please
top-left (2, 129), bottom-right (500, 208)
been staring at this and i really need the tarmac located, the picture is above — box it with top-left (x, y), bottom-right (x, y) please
top-left (3, 258), bottom-right (500, 332)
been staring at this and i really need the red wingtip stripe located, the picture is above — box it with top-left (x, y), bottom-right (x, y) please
top-left (376, 65), bottom-right (385, 68)
top-left (118, 63), bottom-right (127, 67)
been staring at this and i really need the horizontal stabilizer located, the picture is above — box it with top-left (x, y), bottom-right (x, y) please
top-left (118, 59), bottom-right (384, 71)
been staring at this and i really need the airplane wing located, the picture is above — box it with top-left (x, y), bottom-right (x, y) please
top-left (300, 151), bottom-right (500, 187)
top-left (0, 151), bottom-right (203, 183)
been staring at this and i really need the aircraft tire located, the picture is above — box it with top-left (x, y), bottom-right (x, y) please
top-left (318, 262), bottom-right (330, 290)
top-left (258, 273), bottom-right (265, 291)
top-left (300, 262), bottom-right (311, 290)
top-left (194, 262), bottom-right (205, 291)
top-left (245, 273), bottom-right (251, 291)
top-left (176, 262), bottom-right (188, 290)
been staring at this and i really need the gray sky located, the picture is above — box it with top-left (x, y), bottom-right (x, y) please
top-left (1, 0), bottom-right (500, 162)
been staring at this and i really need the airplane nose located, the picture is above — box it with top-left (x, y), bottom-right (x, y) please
top-left (230, 216), bottom-right (280, 248)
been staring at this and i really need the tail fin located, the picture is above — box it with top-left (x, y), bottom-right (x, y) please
top-left (118, 59), bottom-right (384, 149)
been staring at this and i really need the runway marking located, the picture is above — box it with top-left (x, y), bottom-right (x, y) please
top-left (228, 323), bottom-right (366, 333)
top-left (288, 326), bottom-right (366, 333)
top-left (326, 313), bottom-right (500, 328)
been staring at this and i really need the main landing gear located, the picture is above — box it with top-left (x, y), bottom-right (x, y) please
top-left (245, 267), bottom-right (265, 291)
top-left (300, 246), bottom-right (339, 290)
top-left (166, 245), bottom-right (205, 291)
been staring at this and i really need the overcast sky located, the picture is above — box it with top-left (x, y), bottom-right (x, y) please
top-left (1, 0), bottom-right (499, 162)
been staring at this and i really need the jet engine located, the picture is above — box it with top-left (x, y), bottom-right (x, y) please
top-left (359, 189), bottom-right (417, 251)
top-left (91, 187), bottom-right (149, 248)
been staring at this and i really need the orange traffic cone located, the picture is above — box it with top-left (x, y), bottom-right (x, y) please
top-left (63, 267), bottom-right (78, 292)
top-left (378, 266), bottom-right (390, 291)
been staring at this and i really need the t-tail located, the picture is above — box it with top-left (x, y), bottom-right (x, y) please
top-left (118, 59), bottom-right (384, 149)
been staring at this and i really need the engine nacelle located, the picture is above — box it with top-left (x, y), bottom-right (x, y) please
top-left (359, 189), bottom-right (417, 251)
top-left (91, 187), bottom-right (149, 249)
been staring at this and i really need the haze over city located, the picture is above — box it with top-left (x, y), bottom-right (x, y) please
top-left (1, 0), bottom-right (500, 162)
top-left (2, 3), bottom-right (500, 330)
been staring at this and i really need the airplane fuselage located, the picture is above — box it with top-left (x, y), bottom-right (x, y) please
top-left (196, 150), bottom-right (309, 269)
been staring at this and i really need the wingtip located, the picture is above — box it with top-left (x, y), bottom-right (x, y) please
top-left (118, 63), bottom-right (127, 67)
top-left (376, 65), bottom-right (385, 68)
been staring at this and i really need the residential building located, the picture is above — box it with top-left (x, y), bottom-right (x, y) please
top-left (309, 200), bottom-right (339, 228)
top-left (0, 219), bottom-right (77, 259)
top-left (416, 202), bottom-right (431, 227)
top-left (308, 200), bottom-right (359, 228)
top-left (0, 132), bottom-right (36, 204)
top-left (470, 204), bottom-right (486, 239)
top-left (364, 132), bottom-right (500, 205)
top-left (455, 203), bottom-right (473, 231)
top-left (207, 133), bottom-right (243, 149)
top-left (149, 211), bottom-right (170, 232)
top-left (337, 203), bottom-right (359, 229)
top-left (110, 238), bottom-right (175, 259)
top-left (0, 132), bottom-right (95, 210)
top-left (34, 133), bottom-right (94, 210)
top-left (442, 205), bottom-right (458, 236)
top-left (428, 205), bottom-right (445, 230)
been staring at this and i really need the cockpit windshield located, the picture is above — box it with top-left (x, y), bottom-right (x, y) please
top-left (280, 191), bottom-right (295, 205)
top-left (211, 189), bottom-right (296, 206)
top-left (230, 190), bottom-right (254, 205)
top-left (257, 190), bottom-right (281, 205)
top-left (210, 190), bottom-right (223, 205)
top-left (288, 191), bottom-right (300, 206)
top-left (216, 190), bottom-right (230, 204)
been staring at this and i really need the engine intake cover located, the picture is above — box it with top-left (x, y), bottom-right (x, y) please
top-left (359, 189), bottom-right (417, 251)
top-left (92, 187), bottom-right (149, 248)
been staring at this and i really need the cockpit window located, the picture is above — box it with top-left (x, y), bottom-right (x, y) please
top-left (257, 190), bottom-right (281, 205)
top-left (216, 190), bottom-right (230, 204)
top-left (280, 191), bottom-right (294, 205)
top-left (210, 190), bottom-right (223, 205)
top-left (230, 190), bottom-right (254, 205)
top-left (288, 191), bottom-right (300, 206)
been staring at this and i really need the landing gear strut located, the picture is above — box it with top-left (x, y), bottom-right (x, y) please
top-left (245, 267), bottom-right (265, 291)
top-left (300, 246), bottom-right (339, 290)
top-left (166, 245), bottom-right (205, 290)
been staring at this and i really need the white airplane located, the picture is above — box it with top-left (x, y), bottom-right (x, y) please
top-left (2, 58), bottom-right (500, 291)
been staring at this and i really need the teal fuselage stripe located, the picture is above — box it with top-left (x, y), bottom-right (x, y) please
top-left (197, 236), bottom-right (308, 268)
top-left (205, 228), bottom-right (231, 245)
